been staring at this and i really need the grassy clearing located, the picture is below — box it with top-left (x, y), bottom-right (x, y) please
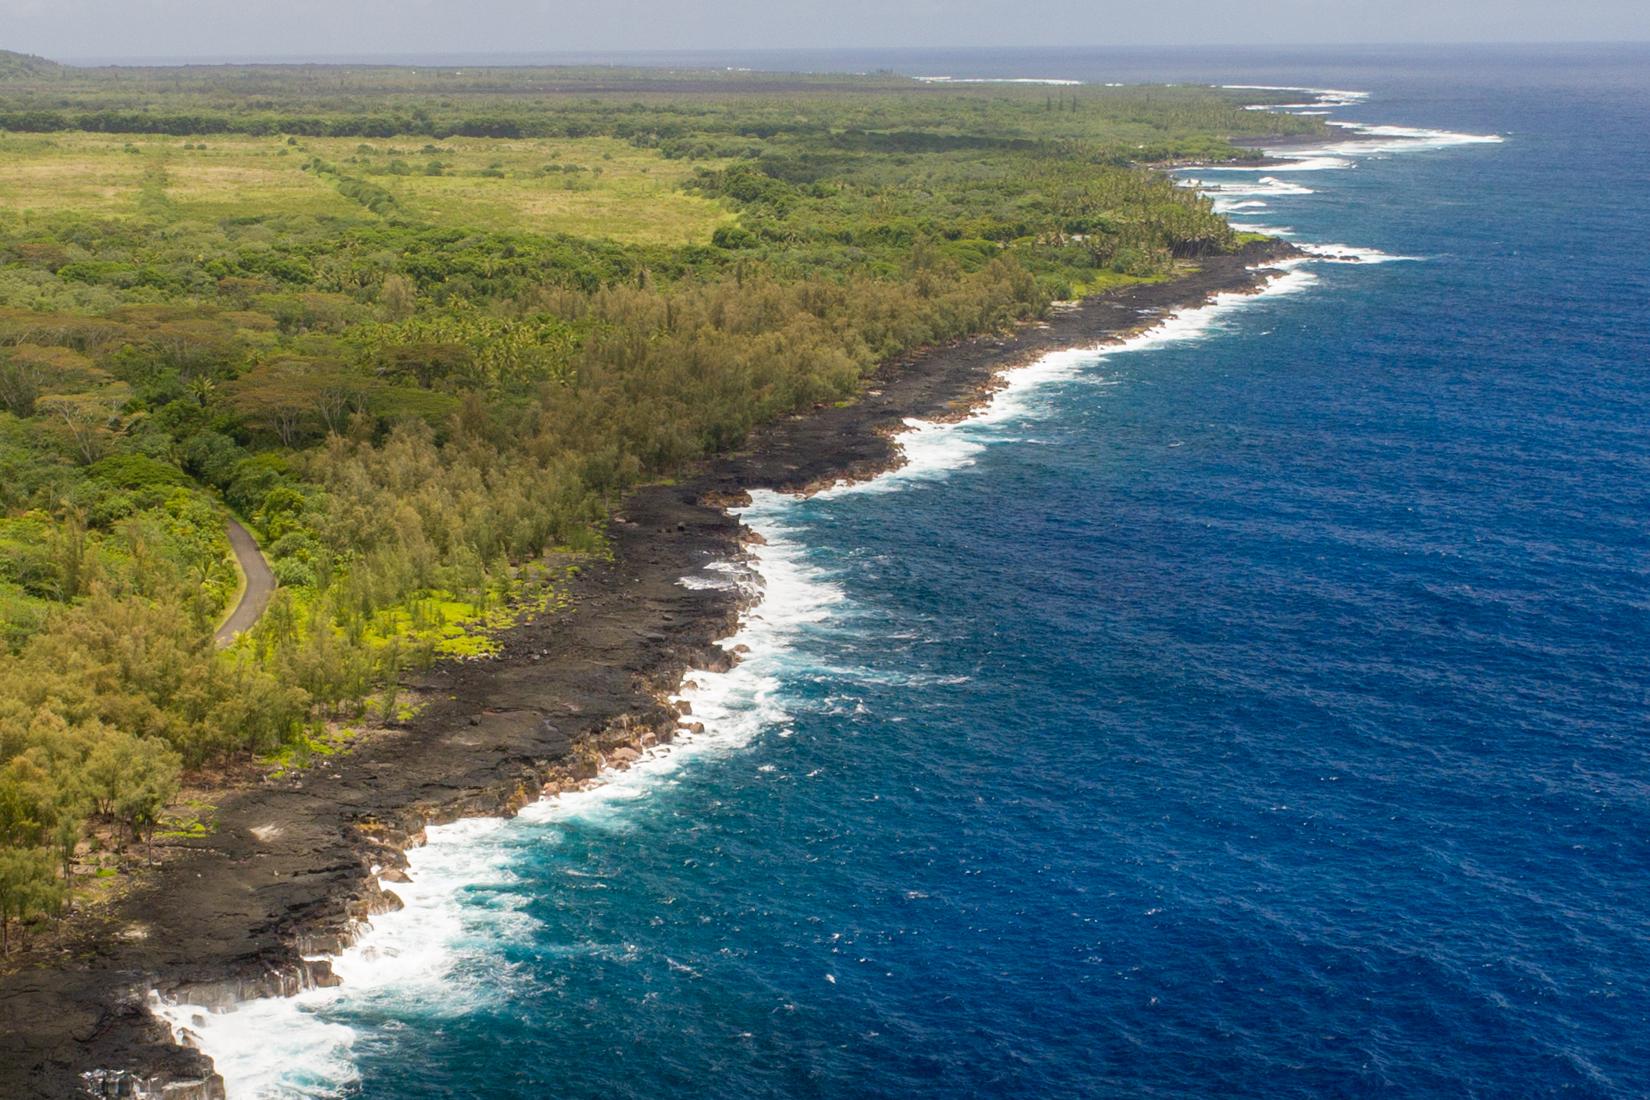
top-left (259, 724), bottom-right (360, 778)
top-left (155, 800), bottom-right (216, 840)
top-left (354, 560), bottom-right (573, 659)
top-left (0, 134), bottom-right (151, 216)
top-left (332, 134), bottom-right (735, 244)
top-left (0, 131), bottom-right (733, 244)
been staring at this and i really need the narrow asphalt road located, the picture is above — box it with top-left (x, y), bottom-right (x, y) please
top-left (215, 517), bottom-right (274, 647)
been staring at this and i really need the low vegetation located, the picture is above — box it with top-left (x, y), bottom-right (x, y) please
top-left (0, 50), bottom-right (1320, 951)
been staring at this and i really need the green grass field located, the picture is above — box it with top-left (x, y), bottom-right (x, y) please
top-left (0, 131), bottom-right (734, 244)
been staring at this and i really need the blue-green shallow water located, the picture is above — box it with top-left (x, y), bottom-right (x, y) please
top-left (197, 47), bottom-right (1650, 1098)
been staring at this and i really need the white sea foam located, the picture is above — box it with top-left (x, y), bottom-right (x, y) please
top-left (1201, 155), bottom-right (1355, 173)
top-left (1325, 120), bottom-right (1503, 144)
top-left (811, 264), bottom-right (1317, 501)
top-left (151, 993), bottom-right (358, 1099)
top-left (915, 75), bottom-right (1082, 86)
top-left (1297, 242), bottom-right (1423, 264)
top-left (1220, 84), bottom-right (1500, 164)
top-left (1179, 91), bottom-right (1500, 272)
top-left (1267, 121), bottom-right (1504, 162)
top-left (1221, 84), bottom-right (1371, 107)
top-left (152, 810), bottom-right (546, 1096)
top-left (154, 507), bottom-right (842, 1099)
top-left (677, 559), bottom-right (742, 590)
top-left (1183, 176), bottom-right (1316, 198)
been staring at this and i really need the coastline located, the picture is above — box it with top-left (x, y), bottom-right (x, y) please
top-left (0, 239), bottom-right (1298, 1099)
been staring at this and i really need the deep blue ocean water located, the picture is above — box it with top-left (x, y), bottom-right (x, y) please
top-left (181, 47), bottom-right (1650, 1098)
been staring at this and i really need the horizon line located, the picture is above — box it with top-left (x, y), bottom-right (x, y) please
top-left (35, 40), bottom-right (1650, 68)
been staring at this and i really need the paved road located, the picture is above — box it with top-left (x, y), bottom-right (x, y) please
top-left (215, 518), bottom-right (274, 647)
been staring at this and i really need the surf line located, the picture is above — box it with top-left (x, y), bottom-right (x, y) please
top-left (1181, 85), bottom-right (1502, 264)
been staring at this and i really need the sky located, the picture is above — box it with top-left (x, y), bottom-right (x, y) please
top-left (3, 0), bottom-right (1647, 63)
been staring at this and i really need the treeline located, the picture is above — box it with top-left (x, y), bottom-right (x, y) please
top-left (0, 50), bottom-right (61, 82)
top-left (0, 62), bottom-right (1327, 153)
top-left (0, 101), bottom-right (1319, 147)
top-left (0, 109), bottom-right (585, 140)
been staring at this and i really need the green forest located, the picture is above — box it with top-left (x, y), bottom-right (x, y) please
top-left (0, 50), bottom-right (1320, 950)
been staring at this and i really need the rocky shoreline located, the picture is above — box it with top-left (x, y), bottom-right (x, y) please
top-left (0, 239), bottom-right (1297, 1099)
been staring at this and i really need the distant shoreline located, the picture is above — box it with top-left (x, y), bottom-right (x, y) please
top-left (0, 237), bottom-right (1298, 1098)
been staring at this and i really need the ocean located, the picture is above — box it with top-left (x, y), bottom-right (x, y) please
top-left (162, 46), bottom-right (1650, 1098)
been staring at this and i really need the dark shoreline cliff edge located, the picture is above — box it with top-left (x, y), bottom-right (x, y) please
top-left (0, 237), bottom-right (1298, 1100)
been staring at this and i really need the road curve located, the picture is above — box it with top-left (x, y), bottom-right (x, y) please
top-left (215, 518), bottom-right (275, 647)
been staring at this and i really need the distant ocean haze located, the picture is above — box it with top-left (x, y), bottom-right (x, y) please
top-left (167, 45), bottom-right (1650, 1099)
